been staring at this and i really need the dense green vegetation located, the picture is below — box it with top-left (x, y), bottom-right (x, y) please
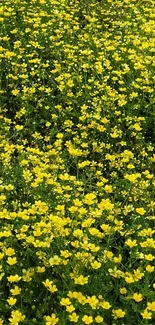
top-left (0, 0), bottom-right (155, 324)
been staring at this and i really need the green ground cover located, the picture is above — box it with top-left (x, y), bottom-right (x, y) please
top-left (0, 0), bottom-right (155, 324)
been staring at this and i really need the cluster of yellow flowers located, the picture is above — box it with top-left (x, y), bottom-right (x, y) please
top-left (0, 0), bottom-right (155, 324)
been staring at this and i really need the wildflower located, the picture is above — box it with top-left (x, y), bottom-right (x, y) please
top-left (104, 185), bottom-right (113, 193)
top-left (1, 0), bottom-right (155, 324)
top-left (42, 279), bottom-right (58, 293)
top-left (44, 313), bottom-right (59, 325)
top-left (100, 224), bottom-right (111, 233)
top-left (7, 257), bottom-right (17, 265)
top-left (125, 275), bottom-right (135, 283)
top-left (15, 125), bottom-right (24, 131)
top-left (125, 239), bottom-right (137, 248)
top-left (132, 123), bottom-right (142, 131)
top-left (87, 296), bottom-right (99, 309)
top-left (12, 89), bottom-right (20, 96)
top-left (69, 312), bottom-right (79, 322)
top-left (82, 315), bottom-right (93, 324)
top-left (7, 297), bottom-right (17, 306)
top-left (36, 266), bottom-right (45, 273)
top-left (145, 254), bottom-right (154, 261)
top-left (147, 302), bottom-right (155, 311)
top-left (49, 255), bottom-right (61, 266)
top-left (84, 193), bottom-right (96, 205)
top-left (98, 198), bottom-right (114, 210)
top-left (141, 309), bottom-right (152, 319)
top-left (67, 79), bottom-right (74, 87)
top-left (136, 208), bottom-right (146, 215)
top-left (100, 301), bottom-right (111, 309)
top-left (124, 173), bottom-right (141, 182)
top-left (60, 298), bottom-right (71, 306)
top-left (9, 310), bottom-right (25, 323)
top-left (5, 248), bottom-right (15, 256)
top-left (95, 316), bottom-right (104, 323)
top-left (113, 255), bottom-right (122, 263)
top-left (91, 261), bottom-right (101, 269)
top-left (73, 229), bottom-right (83, 238)
top-left (0, 252), bottom-right (4, 259)
top-left (120, 287), bottom-right (127, 294)
top-left (10, 286), bottom-right (21, 295)
top-left (133, 269), bottom-right (144, 281)
top-left (74, 275), bottom-right (88, 285)
top-left (7, 275), bottom-right (21, 283)
top-left (132, 293), bottom-right (143, 302)
top-left (66, 305), bottom-right (75, 313)
top-left (112, 309), bottom-right (126, 319)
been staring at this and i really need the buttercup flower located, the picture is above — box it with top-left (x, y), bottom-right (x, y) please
top-left (1, 0), bottom-right (155, 324)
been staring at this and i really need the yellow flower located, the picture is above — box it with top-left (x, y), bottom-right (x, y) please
top-left (132, 123), bottom-right (142, 131)
top-left (7, 297), bottom-right (17, 306)
top-left (67, 79), bottom-right (74, 87)
top-left (15, 125), bottom-right (24, 131)
top-left (7, 256), bottom-right (17, 265)
top-left (95, 316), bottom-right (104, 323)
top-left (113, 255), bottom-right (122, 263)
top-left (98, 198), bottom-right (114, 210)
top-left (100, 224), bottom-right (111, 234)
top-left (104, 250), bottom-right (113, 260)
top-left (12, 89), bottom-right (20, 96)
top-left (43, 279), bottom-right (53, 288)
top-left (125, 239), bottom-right (137, 248)
top-left (68, 146), bottom-right (83, 157)
top-left (48, 284), bottom-right (57, 293)
top-left (66, 305), bottom-right (75, 313)
top-left (133, 269), bottom-right (144, 280)
top-left (141, 309), bottom-right (152, 319)
top-left (7, 275), bottom-right (21, 283)
top-left (43, 279), bottom-right (58, 293)
top-left (125, 275), bottom-right (135, 283)
top-left (132, 293), bottom-right (143, 302)
top-left (9, 310), bottom-right (25, 323)
top-left (110, 130), bottom-right (119, 138)
top-left (44, 313), bottom-right (59, 325)
top-left (87, 296), bottom-right (99, 309)
top-left (104, 185), bottom-right (113, 193)
top-left (91, 261), bottom-right (101, 269)
top-left (49, 255), bottom-right (61, 266)
top-left (0, 318), bottom-right (4, 325)
top-left (124, 173), bottom-right (141, 183)
top-left (10, 286), bottom-right (21, 295)
top-left (82, 315), bottom-right (93, 324)
top-left (5, 248), bottom-right (15, 256)
top-left (74, 275), bottom-right (88, 285)
top-left (60, 298), bottom-right (71, 306)
top-left (147, 302), bottom-right (155, 311)
top-left (0, 252), bottom-right (4, 260)
top-left (127, 163), bottom-right (135, 169)
top-left (136, 208), bottom-right (146, 215)
top-left (36, 266), bottom-right (45, 273)
top-left (146, 265), bottom-right (154, 272)
top-left (100, 301), bottom-right (111, 309)
top-left (112, 309), bottom-right (126, 319)
top-left (69, 312), bottom-right (79, 322)
top-left (84, 193), bottom-right (96, 205)
top-left (120, 287), bottom-right (127, 294)
top-left (145, 254), bottom-right (154, 261)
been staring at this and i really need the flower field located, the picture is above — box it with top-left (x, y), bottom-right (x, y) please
top-left (0, 0), bottom-right (155, 324)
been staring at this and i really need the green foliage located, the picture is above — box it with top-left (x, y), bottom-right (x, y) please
top-left (0, 0), bottom-right (155, 324)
